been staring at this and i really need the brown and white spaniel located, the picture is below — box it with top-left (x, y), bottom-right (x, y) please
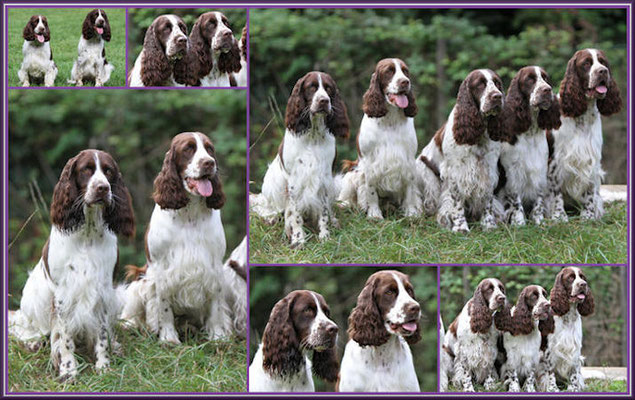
top-left (120, 132), bottom-right (239, 343)
top-left (496, 285), bottom-right (551, 392)
top-left (128, 14), bottom-right (192, 87)
top-left (546, 49), bottom-right (622, 221)
top-left (18, 15), bottom-right (58, 86)
top-left (441, 278), bottom-right (507, 391)
top-left (496, 66), bottom-right (561, 225)
top-left (233, 25), bottom-right (248, 87)
top-left (417, 69), bottom-right (506, 232)
top-left (189, 11), bottom-right (242, 87)
top-left (337, 58), bottom-right (422, 219)
top-left (250, 71), bottom-right (350, 247)
top-left (338, 270), bottom-right (421, 392)
top-left (69, 9), bottom-right (113, 86)
top-left (9, 150), bottom-right (134, 380)
top-left (249, 290), bottom-right (340, 392)
top-left (538, 267), bottom-right (595, 392)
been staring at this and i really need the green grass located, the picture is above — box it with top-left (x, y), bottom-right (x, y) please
top-left (249, 202), bottom-right (626, 264)
top-left (8, 326), bottom-right (246, 393)
top-left (446, 378), bottom-right (627, 392)
top-left (8, 8), bottom-right (126, 87)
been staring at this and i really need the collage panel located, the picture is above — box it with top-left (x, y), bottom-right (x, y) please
top-left (439, 265), bottom-right (627, 393)
top-left (8, 7), bottom-right (126, 87)
top-left (248, 8), bottom-right (627, 265)
top-left (7, 89), bottom-right (247, 392)
top-left (248, 265), bottom-right (438, 392)
top-left (127, 8), bottom-right (247, 87)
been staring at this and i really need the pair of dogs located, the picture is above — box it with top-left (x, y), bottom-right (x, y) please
top-left (251, 49), bottom-right (622, 246)
top-left (9, 132), bottom-right (246, 380)
top-left (249, 270), bottom-right (422, 392)
top-left (18, 9), bottom-right (113, 87)
top-left (441, 267), bottom-right (594, 392)
top-left (128, 12), bottom-right (247, 87)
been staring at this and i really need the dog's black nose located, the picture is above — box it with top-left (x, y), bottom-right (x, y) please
top-left (177, 36), bottom-right (187, 45)
top-left (223, 30), bottom-right (232, 39)
top-left (491, 92), bottom-right (502, 101)
top-left (407, 303), bottom-right (420, 314)
top-left (327, 324), bottom-right (338, 335)
top-left (95, 183), bottom-right (109, 195)
top-left (398, 78), bottom-right (410, 89)
top-left (319, 98), bottom-right (330, 107)
top-left (202, 158), bottom-right (216, 170)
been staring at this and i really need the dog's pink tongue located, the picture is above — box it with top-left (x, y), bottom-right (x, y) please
top-left (577, 293), bottom-right (586, 300)
top-left (393, 94), bottom-right (409, 108)
top-left (595, 85), bottom-right (607, 94)
top-left (402, 322), bottom-right (417, 332)
top-left (195, 179), bottom-right (213, 197)
top-left (96, 27), bottom-right (104, 35)
top-left (36, 34), bottom-right (44, 43)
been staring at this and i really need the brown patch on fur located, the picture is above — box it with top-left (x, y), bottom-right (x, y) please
top-left (125, 264), bottom-right (147, 281)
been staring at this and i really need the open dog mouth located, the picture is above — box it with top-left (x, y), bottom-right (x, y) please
top-left (571, 292), bottom-right (587, 302)
top-left (35, 33), bottom-right (45, 43)
top-left (388, 92), bottom-right (409, 109)
top-left (588, 80), bottom-right (608, 98)
top-left (389, 319), bottom-right (418, 335)
top-left (95, 25), bottom-right (104, 35)
top-left (186, 176), bottom-right (213, 197)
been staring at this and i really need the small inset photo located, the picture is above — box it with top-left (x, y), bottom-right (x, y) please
top-left (8, 8), bottom-right (126, 87)
top-left (127, 8), bottom-right (247, 87)
top-left (439, 265), bottom-right (627, 393)
top-left (249, 266), bottom-right (437, 393)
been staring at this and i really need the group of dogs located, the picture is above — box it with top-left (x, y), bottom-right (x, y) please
top-left (250, 49), bottom-right (622, 247)
top-left (17, 10), bottom-right (247, 87)
top-left (128, 12), bottom-right (247, 87)
top-left (9, 132), bottom-right (247, 381)
top-left (18, 9), bottom-right (114, 87)
top-left (247, 267), bottom-right (595, 393)
top-left (441, 267), bottom-right (594, 392)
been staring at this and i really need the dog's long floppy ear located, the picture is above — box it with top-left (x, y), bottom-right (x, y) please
top-left (347, 275), bottom-right (391, 347)
top-left (363, 71), bottom-right (388, 118)
top-left (262, 293), bottom-right (304, 377)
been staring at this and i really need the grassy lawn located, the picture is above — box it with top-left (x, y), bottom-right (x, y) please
top-left (249, 202), bottom-right (627, 264)
top-left (8, 8), bottom-right (126, 87)
top-left (7, 326), bottom-right (246, 393)
top-left (445, 378), bottom-right (627, 392)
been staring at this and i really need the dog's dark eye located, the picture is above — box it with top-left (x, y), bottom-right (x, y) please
top-left (303, 306), bottom-right (313, 314)
top-left (568, 275), bottom-right (574, 282)
top-left (205, 144), bottom-right (214, 154)
top-left (385, 289), bottom-right (394, 296)
top-left (103, 167), bottom-right (113, 178)
top-left (185, 143), bottom-right (195, 154)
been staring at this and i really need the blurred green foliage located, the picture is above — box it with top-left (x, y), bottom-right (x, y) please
top-left (8, 8), bottom-right (127, 87)
top-left (8, 90), bottom-right (246, 308)
top-left (249, 266), bottom-right (438, 391)
top-left (249, 9), bottom-right (627, 188)
top-left (440, 266), bottom-right (626, 368)
top-left (128, 8), bottom-right (247, 71)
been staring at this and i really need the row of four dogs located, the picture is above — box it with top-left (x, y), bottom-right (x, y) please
top-left (251, 49), bottom-right (622, 246)
top-left (441, 266), bottom-right (594, 393)
top-left (9, 131), bottom-right (247, 380)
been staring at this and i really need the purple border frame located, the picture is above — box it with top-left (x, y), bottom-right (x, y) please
top-left (2, 0), bottom-right (632, 398)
